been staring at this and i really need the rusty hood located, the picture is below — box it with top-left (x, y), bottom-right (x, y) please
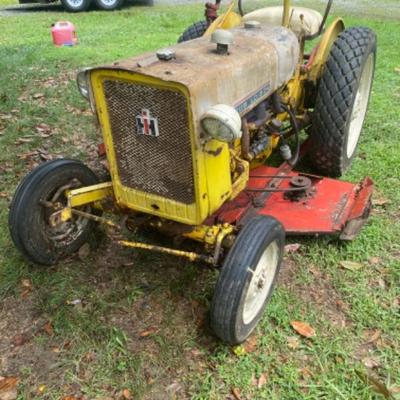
top-left (89, 25), bottom-right (299, 119)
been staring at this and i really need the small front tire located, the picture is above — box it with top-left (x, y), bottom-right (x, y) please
top-left (210, 215), bottom-right (285, 344)
top-left (9, 159), bottom-right (99, 266)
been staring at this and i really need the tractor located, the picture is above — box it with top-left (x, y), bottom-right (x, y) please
top-left (9, 0), bottom-right (376, 344)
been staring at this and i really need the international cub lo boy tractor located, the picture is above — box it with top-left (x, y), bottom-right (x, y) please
top-left (9, 0), bottom-right (376, 343)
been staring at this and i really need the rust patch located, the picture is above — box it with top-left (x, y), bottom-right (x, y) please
top-left (205, 146), bottom-right (223, 156)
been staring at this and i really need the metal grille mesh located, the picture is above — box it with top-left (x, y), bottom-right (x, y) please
top-left (103, 79), bottom-right (195, 204)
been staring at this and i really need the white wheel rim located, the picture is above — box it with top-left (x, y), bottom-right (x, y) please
top-left (99, 0), bottom-right (117, 5)
top-left (67, 0), bottom-right (84, 7)
top-left (242, 241), bottom-right (279, 325)
top-left (346, 53), bottom-right (374, 158)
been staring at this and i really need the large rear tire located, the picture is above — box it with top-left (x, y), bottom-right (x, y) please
top-left (178, 20), bottom-right (208, 43)
top-left (210, 215), bottom-right (285, 344)
top-left (9, 159), bottom-right (99, 266)
top-left (308, 27), bottom-right (376, 177)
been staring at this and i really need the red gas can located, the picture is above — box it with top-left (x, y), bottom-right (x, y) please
top-left (51, 21), bottom-right (78, 47)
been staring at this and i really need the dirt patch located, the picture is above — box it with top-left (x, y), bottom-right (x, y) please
top-left (0, 296), bottom-right (65, 388)
top-left (0, 235), bottom-right (217, 398)
top-left (278, 256), bottom-right (352, 329)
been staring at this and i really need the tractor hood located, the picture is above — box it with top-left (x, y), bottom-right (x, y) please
top-left (88, 24), bottom-right (299, 119)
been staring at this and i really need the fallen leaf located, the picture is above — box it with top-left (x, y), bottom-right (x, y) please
top-left (290, 320), bottom-right (316, 338)
top-left (32, 93), bottom-right (45, 99)
top-left (12, 333), bottom-right (30, 347)
top-left (363, 329), bottom-right (381, 344)
top-left (377, 278), bottom-right (387, 290)
top-left (37, 385), bottom-right (46, 394)
top-left (0, 377), bottom-right (18, 400)
top-left (340, 260), bottom-right (364, 271)
top-left (121, 389), bottom-right (132, 399)
top-left (166, 382), bottom-right (182, 394)
top-left (257, 372), bottom-right (268, 388)
top-left (38, 151), bottom-right (52, 161)
top-left (287, 336), bottom-right (300, 349)
top-left (35, 123), bottom-right (52, 138)
top-left (43, 321), bottom-right (54, 336)
top-left (66, 299), bottom-right (82, 306)
top-left (363, 356), bottom-right (381, 369)
top-left (20, 280), bottom-right (32, 298)
top-left (78, 243), bottom-right (91, 260)
top-left (17, 150), bottom-right (39, 160)
top-left (368, 256), bottom-right (381, 265)
top-left (300, 367), bottom-right (313, 379)
top-left (14, 137), bottom-right (33, 145)
top-left (139, 327), bottom-right (158, 337)
top-left (392, 298), bottom-right (400, 310)
top-left (356, 370), bottom-right (393, 399)
top-left (232, 345), bottom-right (246, 357)
top-left (231, 387), bottom-right (242, 400)
top-left (284, 243), bottom-right (301, 253)
top-left (242, 335), bottom-right (258, 353)
top-left (21, 279), bottom-right (32, 289)
top-left (372, 197), bottom-right (390, 207)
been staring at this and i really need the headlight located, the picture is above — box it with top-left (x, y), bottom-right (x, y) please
top-left (76, 69), bottom-right (90, 100)
top-left (200, 104), bottom-right (242, 142)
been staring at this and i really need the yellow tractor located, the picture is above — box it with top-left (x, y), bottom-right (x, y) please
top-left (9, 0), bottom-right (376, 343)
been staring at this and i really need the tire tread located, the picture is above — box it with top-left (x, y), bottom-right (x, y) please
top-left (309, 27), bottom-right (376, 177)
top-left (178, 20), bottom-right (208, 43)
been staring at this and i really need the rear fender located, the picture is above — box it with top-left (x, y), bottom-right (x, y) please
top-left (308, 18), bottom-right (345, 82)
top-left (204, 1), bottom-right (242, 36)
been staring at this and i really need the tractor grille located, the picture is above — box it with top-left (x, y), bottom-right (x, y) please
top-left (103, 79), bottom-right (195, 204)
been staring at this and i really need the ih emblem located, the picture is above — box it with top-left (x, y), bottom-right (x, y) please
top-left (136, 109), bottom-right (159, 137)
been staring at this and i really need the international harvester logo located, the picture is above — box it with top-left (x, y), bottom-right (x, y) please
top-left (135, 109), bottom-right (159, 137)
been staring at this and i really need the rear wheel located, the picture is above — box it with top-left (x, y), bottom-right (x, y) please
top-left (178, 20), bottom-right (208, 43)
top-left (61, 0), bottom-right (91, 12)
top-left (95, 0), bottom-right (123, 11)
top-left (9, 159), bottom-right (99, 265)
top-left (210, 215), bottom-right (285, 344)
top-left (308, 27), bottom-right (376, 177)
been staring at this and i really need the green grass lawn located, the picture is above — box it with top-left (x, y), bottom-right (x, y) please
top-left (0, 1), bottom-right (399, 399)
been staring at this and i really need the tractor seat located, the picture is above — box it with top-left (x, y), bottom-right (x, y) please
top-left (242, 6), bottom-right (323, 37)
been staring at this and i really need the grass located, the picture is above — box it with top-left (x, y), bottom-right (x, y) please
top-left (0, 1), bottom-right (399, 399)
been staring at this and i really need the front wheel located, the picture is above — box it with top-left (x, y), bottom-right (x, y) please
top-left (9, 159), bottom-right (99, 265)
top-left (308, 27), bottom-right (377, 177)
top-left (210, 215), bottom-right (285, 344)
top-left (60, 0), bottom-right (91, 12)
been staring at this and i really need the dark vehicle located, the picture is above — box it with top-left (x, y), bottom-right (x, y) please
top-left (19, 0), bottom-right (124, 12)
